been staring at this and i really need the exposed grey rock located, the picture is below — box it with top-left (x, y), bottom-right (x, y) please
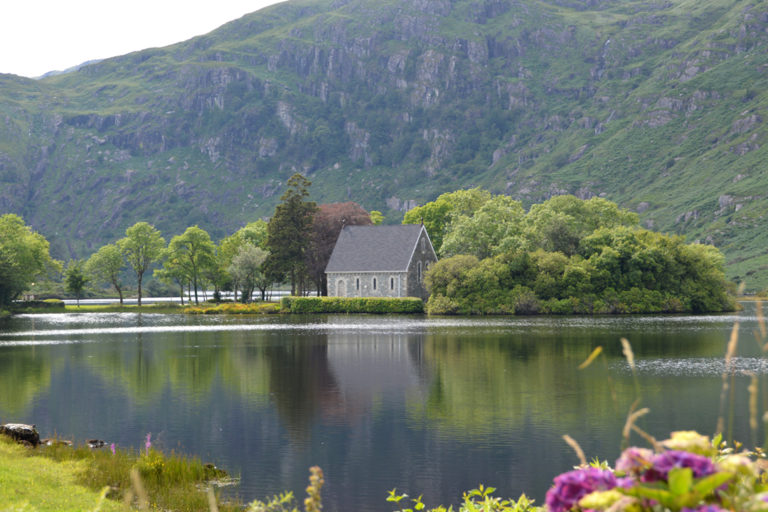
top-left (0, 423), bottom-right (40, 447)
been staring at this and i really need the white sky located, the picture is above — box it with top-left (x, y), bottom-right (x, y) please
top-left (0, 1), bottom-right (285, 78)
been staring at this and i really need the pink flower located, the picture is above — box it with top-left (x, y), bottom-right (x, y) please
top-left (110, 443), bottom-right (116, 455)
top-left (145, 432), bottom-right (151, 455)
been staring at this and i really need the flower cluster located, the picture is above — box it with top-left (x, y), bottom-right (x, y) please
top-left (545, 431), bottom-right (768, 512)
top-left (546, 467), bottom-right (619, 512)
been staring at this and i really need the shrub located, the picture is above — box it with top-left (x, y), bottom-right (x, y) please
top-left (280, 296), bottom-right (424, 314)
top-left (426, 294), bottom-right (460, 315)
top-left (186, 302), bottom-right (281, 315)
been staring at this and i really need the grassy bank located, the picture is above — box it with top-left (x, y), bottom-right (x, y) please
top-left (9, 301), bottom-right (187, 314)
top-left (0, 435), bottom-right (240, 512)
top-left (0, 436), bottom-right (127, 511)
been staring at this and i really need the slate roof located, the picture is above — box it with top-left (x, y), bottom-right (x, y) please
top-left (325, 224), bottom-right (428, 272)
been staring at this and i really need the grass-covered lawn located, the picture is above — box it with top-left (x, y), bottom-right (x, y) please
top-left (0, 436), bottom-right (128, 512)
top-left (0, 434), bottom-right (243, 511)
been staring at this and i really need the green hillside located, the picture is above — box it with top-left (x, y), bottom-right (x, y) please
top-left (1, 0), bottom-right (767, 289)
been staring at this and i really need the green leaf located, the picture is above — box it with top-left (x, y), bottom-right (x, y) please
top-left (620, 485), bottom-right (674, 506)
top-left (668, 467), bottom-right (693, 495)
top-left (691, 472), bottom-right (733, 495)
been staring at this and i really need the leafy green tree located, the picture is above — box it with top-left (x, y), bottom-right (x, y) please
top-left (117, 222), bottom-right (165, 306)
top-left (154, 254), bottom-right (189, 305)
top-left (441, 195), bottom-right (526, 259)
top-left (265, 174), bottom-right (317, 295)
top-left (218, 220), bottom-right (269, 300)
top-left (64, 259), bottom-right (89, 307)
top-left (0, 214), bottom-right (60, 306)
top-left (85, 244), bottom-right (125, 304)
top-left (524, 195), bottom-right (638, 256)
top-left (228, 244), bottom-right (269, 302)
top-left (403, 188), bottom-right (491, 254)
top-left (166, 226), bottom-right (216, 305)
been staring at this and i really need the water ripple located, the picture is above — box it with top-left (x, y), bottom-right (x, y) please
top-left (614, 357), bottom-right (768, 376)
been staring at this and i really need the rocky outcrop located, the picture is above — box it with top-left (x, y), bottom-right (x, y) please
top-left (0, 423), bottom-right (40, 447)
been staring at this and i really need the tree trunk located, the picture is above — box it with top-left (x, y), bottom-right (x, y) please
top-left (137, 274), bottom-right (143, 307)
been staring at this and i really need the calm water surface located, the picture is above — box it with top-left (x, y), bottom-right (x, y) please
top-left (0, 305), bottom-right (763, 510)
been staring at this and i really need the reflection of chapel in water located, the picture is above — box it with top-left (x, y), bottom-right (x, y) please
top-left (265, 330), bottom-right (427, 435)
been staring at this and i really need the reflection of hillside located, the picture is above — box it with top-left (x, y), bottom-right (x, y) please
top-left (413, 326), bottom-right (730, 441)
top-left (325, 332), bottom-right (426, 423)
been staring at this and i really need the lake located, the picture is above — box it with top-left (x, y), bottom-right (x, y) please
top-left (0, 304), bottom-right (764, 510)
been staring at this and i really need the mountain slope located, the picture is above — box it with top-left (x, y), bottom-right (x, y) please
top-left (1, 0), bottom-right (767, 288)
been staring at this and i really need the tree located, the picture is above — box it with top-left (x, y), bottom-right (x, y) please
top-left (441, 195), bottom-right (526, 259)
top-left (265, 174), bottom-right (317, 295)
top-left (306, 202), bottom-right (372, 295)
top-left (154, 254), bottom-right (189, 305)
top-left (218, 220), bottom-right (269, 301)
top-left (403, 187), bottom-right (492, 254)
top-left (228, 244), bottom-right (269, 302)
top-left (166, 226), bottom-right (216, 305)
top-left (523, 195), bottom-right (638, 256)
top-left (85, 244), bottom-right (125, 304)
top-left (64, 260), bottom-right (89, 307)
top-left (0, 214), bottom-right (60, 306)
top-left (117, 222), bottom-right (165, 307)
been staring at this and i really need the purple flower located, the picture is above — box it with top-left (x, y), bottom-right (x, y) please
top-left (545, 467), bottom-right (617, 512)
top-left (615, 447), bottom-right (654, 475)
top-left (644, 451), bottom-right (716, 482)
top-left (145, 432), bottom-right (151, 455)
top-left (681, 507), bottom-right (727, 512)
top-left (110, 442), bottom-right (116, 455)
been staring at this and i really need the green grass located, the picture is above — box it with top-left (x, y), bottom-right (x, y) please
top-left (0, 436), bottom-right (127, 512)
top-left (0, 435), bottom-right (241, 512)
top-left (10, 304), bottom-right (187, 315)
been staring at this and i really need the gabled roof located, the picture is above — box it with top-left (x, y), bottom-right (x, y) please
top-left (325, 224), bottom-right (429, 273)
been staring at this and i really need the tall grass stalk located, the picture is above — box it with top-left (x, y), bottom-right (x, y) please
top-left (562, 435), bottom-right (587, 466)
top-left (717, 321), bottom-right (740, 440)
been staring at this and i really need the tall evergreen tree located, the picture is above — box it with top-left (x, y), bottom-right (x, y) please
top-left (265, 174), bottom-right (317, 295)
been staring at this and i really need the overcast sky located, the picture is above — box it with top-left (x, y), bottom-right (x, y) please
top-left (0, 0), bottom-right (284, 78)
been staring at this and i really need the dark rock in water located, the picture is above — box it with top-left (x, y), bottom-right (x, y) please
top-left (87, 439), bottom-right (106, 448)
top-left (0, 423), bottom-right (40, 447)
top-left (204, 462), bottom-right (228, 478)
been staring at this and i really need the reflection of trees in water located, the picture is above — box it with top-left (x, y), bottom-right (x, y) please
top-left (414, 326), bottom-right (730, 440)
top-left (0, 347), bottom-right (53, 416)
top-left (264, 336), bottom-right (339, 439)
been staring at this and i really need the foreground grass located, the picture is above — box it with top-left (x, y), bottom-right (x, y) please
top-left (0, 436), bottom-right (240, 512)
top-left (0, 436), bottom-right (127, 512)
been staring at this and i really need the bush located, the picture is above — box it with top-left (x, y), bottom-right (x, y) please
top-left (10, 299), bottom-right (65, 311)
top-left (281, 296), bottom-right (424, 314)
top-left (186, 302), bottom-right (281, 315)
top-left (426, 294), bottom-right (460, 315)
